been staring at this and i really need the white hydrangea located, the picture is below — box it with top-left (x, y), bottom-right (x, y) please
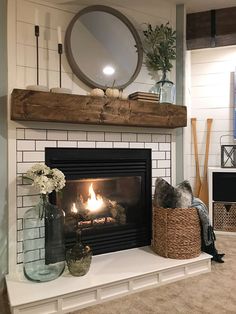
top-left (25, 163), bottom-right (66, 194)
top-left (51, 168), bottom-right (66, 192)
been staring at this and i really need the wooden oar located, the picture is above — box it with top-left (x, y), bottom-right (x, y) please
top-left (191, 118), bottom-right (201, 197)
top-left (199, 118), bottom-right (213, 206)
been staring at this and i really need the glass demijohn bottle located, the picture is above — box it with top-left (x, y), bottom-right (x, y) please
top-left (23, 194), bottom-right (65, 282)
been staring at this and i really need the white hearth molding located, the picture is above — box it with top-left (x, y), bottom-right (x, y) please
top-left (6, 247), bottom-right (211, 314)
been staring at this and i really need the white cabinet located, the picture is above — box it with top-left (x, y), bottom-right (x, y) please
top-left (208, 167), bottom-right (236, 234)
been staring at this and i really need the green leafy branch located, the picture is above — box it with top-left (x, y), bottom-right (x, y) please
top-left (143, 23), bottom-right (176, 76)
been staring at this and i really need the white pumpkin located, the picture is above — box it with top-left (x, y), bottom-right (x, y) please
top-left (90, 88), bottom-right (105, 97)
top-left (105, 88), bottom-right (120, 98)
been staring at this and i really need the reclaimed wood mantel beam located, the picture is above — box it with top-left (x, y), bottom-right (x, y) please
top-left (11, 89), bottom-right (187, 129)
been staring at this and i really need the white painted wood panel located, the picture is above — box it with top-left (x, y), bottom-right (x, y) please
top-left (191, 73), bottom-right (231, 87)
top-left (185, 46), bottom-right (236, 188)
top-left (191, 96), bottom-right (232, 108)
top-left (191, 46), bottom-right (236, 64)
top-left (6, 247), bottom-right (211, 314)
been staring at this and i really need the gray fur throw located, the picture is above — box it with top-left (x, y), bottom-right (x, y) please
top-left (153, 177), bottom-right (193, 209)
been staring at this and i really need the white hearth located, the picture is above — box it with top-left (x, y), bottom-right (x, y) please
top-left (6, 247), bottom-right (211, 314)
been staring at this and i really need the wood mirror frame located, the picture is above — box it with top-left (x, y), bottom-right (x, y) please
top-left (65, 5), bottom-right (143, 90)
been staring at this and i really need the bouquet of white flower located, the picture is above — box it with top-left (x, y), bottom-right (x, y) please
top-left (25, 163), bottom-right (66, 194)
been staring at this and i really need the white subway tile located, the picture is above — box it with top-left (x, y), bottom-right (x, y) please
top-left (17, 197), bottom-right (23, 208)
top-left (17, 230), bottom-right (23, 241)
top-left (152, 168), bottom-right (166, 177)
top-left (24, 228), bottom-right (40, 240)
top-left (17, 152), bottom-right (23, 162)
top-left (152, 177), bottom-right (157, 186)
top-left (17, 219), bottom-right (23, 230)
top-left (166, 152), bottom-right (171, 159)
top-left (17, 242), bottom-right (23, 253)
top-left (152, 186), bottom-right (155, 196)
top-left (15, 125), bottom-right (176, 267)
top-left (152, 134), bottom-right (166, 142)
top-left (23, 151), bottom-right (44, 162)
top-left (17, 176), bottom-right (23, 186)
top-left (36, 141), bottom-right (57, 151)
top-left (166, 169), bottom-right (171, 176)
top-left (40, 227), bottom-right (45, 238)
top-left (122, 133), bottom-right (137, 142)
top-left (105, 133), bottom-right (121, 141)
top-left (16, 129), bottom-right (25, 139)
top-left (159, 143), bottom-right (171, 151)
top-left (78, 141), bottom-right (96, 148)
top-left (68, 131), bottom-right (87, 141)
top-left (17, 140), bottom-right (35, 151)
top-left (25, 129), bottom-right (46, 140)
top-left (47, 130), bottom-right (67, 140)
top-left (130, 142), bottom-right (145, 148)
top-left (23, 195), bottom-right (40, 207)
top-left (152, 151), bottom-right (166, 160)
top-left (158, 160), bottom-right (171, 168)
top-left (17, 207), bottom-right (32, 219)
top-left (17, 253), bottom-right (23, 264)
top-left (17, 184), bottom-right (38, 197)
top-left (58, 141), bottom-right (77, 148)
top-left (113, 142), bottom-right (129, 148)
top-left (88, 132), bottom-right (105, 141)
top-left (24, 250), bottom-right (39, 263)
top-left (162, 177), bottom-right (171, 184)
top-left (145, 143), bottom-right (159, 150)
top-left (165, 135), bottom-right (171, 142)
top-left (96, 142), bottom-right (113, 148)
top-left (40, 249), bottom-right (45, 259)
top-left (25, 239), bottom-right (44, 251)
top-left (137, 134), bottom-right (152, 142)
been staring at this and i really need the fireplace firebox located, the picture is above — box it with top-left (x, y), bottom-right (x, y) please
top-left (45, 148), bottom-right (152, 255)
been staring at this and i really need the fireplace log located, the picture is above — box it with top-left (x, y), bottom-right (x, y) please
top-left (11, 89), bottom-right (187, 129)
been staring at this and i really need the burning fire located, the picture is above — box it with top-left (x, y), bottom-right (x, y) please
top-left (70, 183), bottom-right (104, 214)
top-left (85, 183), bottom-right (104, 212)
top-left (71, 202), bottom-right (78, 213)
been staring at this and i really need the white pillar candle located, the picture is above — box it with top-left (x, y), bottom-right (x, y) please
top-left (57, 26), bottom-right (62, 44)
top-left (35, 9), bottom-right (39, 26)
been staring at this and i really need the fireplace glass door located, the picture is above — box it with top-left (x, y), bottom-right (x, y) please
top-left (46, 148), bottom-right (151, 255)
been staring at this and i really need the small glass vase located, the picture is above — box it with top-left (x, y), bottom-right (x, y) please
top-left (149, 73), bottom-right (175, 104)
top-left (23, 194), bottom-right (65, 282)
top-left (66, 229), bottom-right (92, 276)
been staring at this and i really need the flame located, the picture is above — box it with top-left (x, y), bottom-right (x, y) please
top-left (86, 183), bottom-right (104, 212)
top-left (71, 202), bottom-right (78, 213)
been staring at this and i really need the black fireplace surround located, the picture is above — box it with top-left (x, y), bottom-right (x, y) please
top-left (45, 148), bottom-right (152, 255)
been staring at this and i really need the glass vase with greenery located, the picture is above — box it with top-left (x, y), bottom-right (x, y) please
top-left (143, 23), bottom-right (176, 103)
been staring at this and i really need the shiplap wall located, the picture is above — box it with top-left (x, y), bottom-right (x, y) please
top-left (185, 46), bottom-right (236, 186)
top-left (15, 0), bottom-right (176, 95)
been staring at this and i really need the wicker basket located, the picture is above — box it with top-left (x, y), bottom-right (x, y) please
top-left (152, 206), bottom-right (201, 259)
top-left (213, 202), bottom-right (236, 232)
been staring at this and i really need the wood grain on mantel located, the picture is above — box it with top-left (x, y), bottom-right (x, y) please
top-left (11, 89), bottom-right (187, 128)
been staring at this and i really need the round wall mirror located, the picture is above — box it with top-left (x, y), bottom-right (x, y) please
top-left (65, 5), bottom-right (143, 90)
